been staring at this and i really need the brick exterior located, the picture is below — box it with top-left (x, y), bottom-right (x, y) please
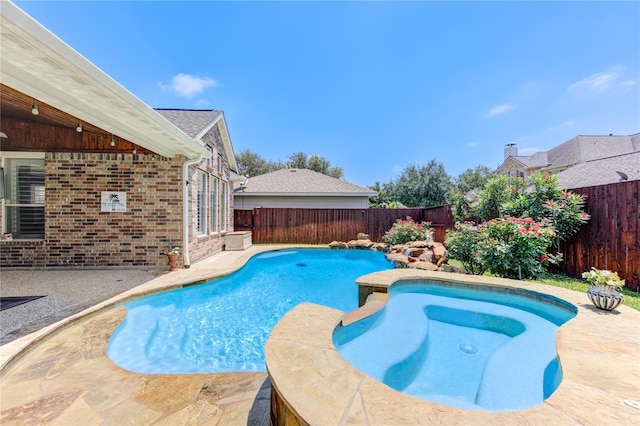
top-left (1, 127), bottom-right (234, 268)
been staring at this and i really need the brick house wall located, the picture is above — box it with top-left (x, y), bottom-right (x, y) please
top-left (0, 152), bottom-right (185, 267)
top-left (1, 142), bottom-right (235, 268)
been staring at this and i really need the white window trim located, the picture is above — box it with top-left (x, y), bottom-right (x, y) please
top-left (196, 169), bottom-right (208, 237)
top-left (1, 152), bottom-right (46, 240)
top-left (220, 180), bottom-right (228, 233)
top-left (211, 176), bottom-right (220, 235)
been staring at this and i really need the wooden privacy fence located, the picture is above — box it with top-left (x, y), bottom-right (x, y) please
top-left (556, 180), bottom-right (639, 292)
top-left (233, 180), bottom-right (639, 291)
top-left (234, 206), bottom-right (454, 245)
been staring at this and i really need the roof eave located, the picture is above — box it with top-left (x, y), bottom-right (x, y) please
top-left (194, 112), bottom-right (237, 172)
top-left (0, 2), bottom-right (210, 159)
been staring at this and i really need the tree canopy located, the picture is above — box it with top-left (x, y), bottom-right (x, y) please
top-left (369, 159), bottom-right (454, 208)
top-left (454, 165), bottom-right (494, 194)
top-left (235, 150), bottom-right (343, 179)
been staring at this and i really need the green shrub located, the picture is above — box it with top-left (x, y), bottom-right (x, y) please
top-left (446, 216), bottom-right (560, 279)
top-left (383, 216), bottom-right (433, 245)
top-left (480, 216), bottom-right (559, 279)
top-left (445, 222), bottom-right (486, 275)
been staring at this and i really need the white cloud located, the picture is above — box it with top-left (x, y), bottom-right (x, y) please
top-left (486, 103), bottom-right (516, 117)
top-left (466, 141), bottom-right (480, 148)
top-left (159, 73), bottom-right (218, 98)
top-left (567, 67), bottom-right (637, 94)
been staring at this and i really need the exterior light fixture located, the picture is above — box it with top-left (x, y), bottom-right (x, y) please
top-left (31, 99), bottom-right (39, 115)
top-left (76, 122), bottom-right (83, 132)
top-left (110, 134), bottom-right (115, 147)
top-left (132, 145), bottom-right (137, 154)
top-left (0, 132), bottom-right (7, 138)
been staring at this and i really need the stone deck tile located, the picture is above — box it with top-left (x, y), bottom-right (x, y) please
top-left (0, 246), bottom-right (300, 425)
top-left (267, 271), bottom-right (640, 425)
top-left (2, 247), bottom-right (639, 425)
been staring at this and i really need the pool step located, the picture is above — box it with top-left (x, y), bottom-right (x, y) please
top-left (341, 292), bottom-right (388, 326)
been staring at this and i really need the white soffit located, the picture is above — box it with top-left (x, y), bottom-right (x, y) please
top-left (0, 1), bottom-right (210, 159)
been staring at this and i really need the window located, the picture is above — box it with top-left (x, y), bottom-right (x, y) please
top-left (197, 170), bottom-right (207, 235)
top-left (220, 181), bottom-right (228, 232)
top-left (4, 158), bottom-right (45, 239)
top-left (205, 146), bottom-right (213, 168)
top-left (210, 177), bottom-right (219, 233)
top-left (217, 154), bottom-right (223, 173)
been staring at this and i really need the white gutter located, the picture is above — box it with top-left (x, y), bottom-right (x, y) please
top-left (182, 154), bottom-right (203, 268)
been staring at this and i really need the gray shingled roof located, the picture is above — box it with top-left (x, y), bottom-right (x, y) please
top-left (233, 168), bottom-right (377, 196)
top-left (543, 135), bottom-right (636, 170)
top-left (155, 109), bottom-right (221, 139)
top-left (556, 152), bottom-right (640, 189)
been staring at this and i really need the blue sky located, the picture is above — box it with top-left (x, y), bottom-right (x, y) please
top-left (15, 1), bottom-right (640, 187)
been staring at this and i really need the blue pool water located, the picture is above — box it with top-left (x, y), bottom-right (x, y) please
top-left (333, 282), bottom-right (577, 412)
top-left (107, 249), bottom-right (392, 373)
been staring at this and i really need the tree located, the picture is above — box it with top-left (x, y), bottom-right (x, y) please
top-left (236, 150), bottom-right (344, 179)
top-left (391, 160), bottom-right (453, 207)
top-left (235, 149), bottom-right (281, 177)
top-left (454, 165), bottom-right (494, 194)
top-left (368, 181), bottom-right (404, 208)
top-left (287, 152), bottom-right (344, 179)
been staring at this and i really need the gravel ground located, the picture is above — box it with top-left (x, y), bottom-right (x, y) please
top-left (0, 268), bottom-right (162, 345)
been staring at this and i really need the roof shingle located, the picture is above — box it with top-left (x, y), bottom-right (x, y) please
top-left (155, 109), bottom-right (221, 139)
top-left (234, 168), bottom-right (376, 196)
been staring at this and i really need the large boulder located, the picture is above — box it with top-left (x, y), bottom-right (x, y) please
top-left (348, 239), bottom-right (374, 249)
top-left (408, 261), bottom-right (439, 271)
top-left (329, 241), bottom-right (349, 249)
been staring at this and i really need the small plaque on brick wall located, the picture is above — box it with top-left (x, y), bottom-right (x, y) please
top-left (101, 191), bottom-right (127, 212)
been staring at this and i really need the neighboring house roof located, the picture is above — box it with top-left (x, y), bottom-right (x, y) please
top-left (0, 2), bottom-right (209, 159)
top-left (557, 152), bottom-right (640, 189)
top-left (156, 109), bottom-right (238, 173)
top-left (496, 134), bottom-right (639, 178)
top-left (543, 135), bottom-right (635, 171)
top-left (233, 168), bottom-right (377, 197)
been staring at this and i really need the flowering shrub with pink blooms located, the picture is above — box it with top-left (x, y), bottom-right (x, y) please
top-left (383, 216), bottom-right (433, 245)
top-left (479, 216), bottom-right (560, 279)
top-left (446, 216), bottom-right (561, 279)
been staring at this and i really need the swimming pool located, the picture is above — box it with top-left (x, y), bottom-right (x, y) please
top-left (107, 249), bottom-right (392, 373)
top-left (333, 282), bottom-right (577, 412)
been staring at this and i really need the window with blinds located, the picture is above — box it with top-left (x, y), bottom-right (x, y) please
top-left (220, 181), bottom-right (228, 232)
top-left (4, 158), bottom-right (45, 239)
top-left (210, 177), bottom-right (219, 233)
top-left (197, 170), bottom-right (207, 235)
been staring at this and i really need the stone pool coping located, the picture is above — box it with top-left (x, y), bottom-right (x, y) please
top-left (0, 244), bottom-right (328, 425)
top-left (0, 244), bottom-right (316, 372)
top-left (266, 269), bottom-right (640, 425)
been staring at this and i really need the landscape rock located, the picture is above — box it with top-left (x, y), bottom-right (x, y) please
top-left (371, 242), bottom-right (388, 252)
top-left (408, 241), bottom-right (429, 248)
top-left (408, 262), bottom-right (439, 271)
top-left (348, 239), bottom-right (374, 249)
top-left (329, 241), bottom-right (349, 249)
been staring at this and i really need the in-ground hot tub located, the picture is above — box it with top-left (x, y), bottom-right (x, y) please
top-left (265, 270), bottom-right (601, 425)
top-left (333, 282), bottom-right (577, 411)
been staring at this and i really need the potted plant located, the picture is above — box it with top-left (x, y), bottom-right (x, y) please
top-left (582, 267), bottom-right (625, 311)
top-left (166, 246), bottom-right (180, 271)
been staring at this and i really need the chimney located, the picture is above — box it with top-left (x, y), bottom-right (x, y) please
top-left (504, 143), bottom-right (517, 160)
